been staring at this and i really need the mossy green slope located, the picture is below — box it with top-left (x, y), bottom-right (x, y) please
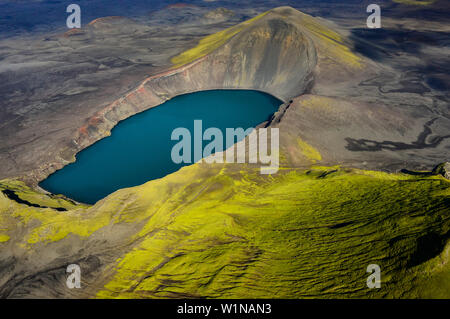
top-left (0, 165), bottom-right (449, 298)
top-left (0, 180), bottom-right (97, 245)
top-left (393, 0), bottom-right (437, 5)
top-left (94, 166), bottom-right (449, 298)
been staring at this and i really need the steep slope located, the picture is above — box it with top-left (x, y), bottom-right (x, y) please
top-left (0, 165), bottom-right (448, 298)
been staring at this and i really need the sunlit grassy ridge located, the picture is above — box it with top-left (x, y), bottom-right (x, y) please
top-left (0, 179), bottom-right (80, 211)
top-left (393, 0), bottom-right (437, 5)
top-left (0, 164), bottom-right (216, 247)
top-left (0, 234), bottom-right (9, 243)
top-left (297, 138), bottom-right (322, 163)
top-left (0, 165), bottom-right (448, 298)
top-left (171, 12), bottom-right (268, 67)
top-left (92, 166), bottom-right (449, 298)
top-left (0, 180), bottom-right (100, 245)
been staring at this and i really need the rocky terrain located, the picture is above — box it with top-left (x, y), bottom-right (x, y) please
top-left (0, 2), bottom-right (448, 298)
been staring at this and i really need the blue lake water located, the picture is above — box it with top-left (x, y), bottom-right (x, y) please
top-left (39, 90), bottom-right (281, 204)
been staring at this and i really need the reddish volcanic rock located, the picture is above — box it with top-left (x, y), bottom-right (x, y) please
top-left (62, 28), bottom-right (85, 37)
top-left (88, 16), bottom-right (125, 26)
